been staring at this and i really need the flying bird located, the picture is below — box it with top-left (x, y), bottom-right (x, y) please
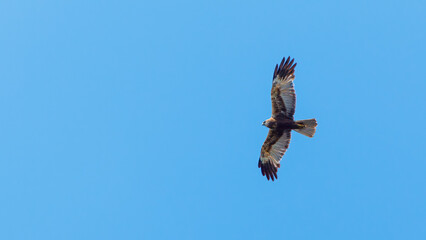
top-left (259, 56), bottom-right (317, 181)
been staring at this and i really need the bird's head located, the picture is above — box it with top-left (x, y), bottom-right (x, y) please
top-left (262, 118), bottom-right (275, 128)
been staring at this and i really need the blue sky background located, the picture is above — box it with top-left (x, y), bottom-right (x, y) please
top-left (1, 0), bottom-right (425, 239)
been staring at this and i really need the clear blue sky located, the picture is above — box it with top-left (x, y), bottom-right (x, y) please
top-left (1, 0), bottom-right (425, 239)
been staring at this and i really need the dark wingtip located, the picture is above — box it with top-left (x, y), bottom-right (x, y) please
top-left (259, 161), bottom-right (279, 181)
top-left (288, 58), bottom-right (294, 68)
top-left (274, 56), bottom-right (297, 79)
top-left (284, 57), bottom-right (290, 68)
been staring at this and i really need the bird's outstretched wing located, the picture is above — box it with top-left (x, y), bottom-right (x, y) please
top-left (271, 57), bottom-right (297, 120)
top-left (258, 129), bottom-right (291, 181)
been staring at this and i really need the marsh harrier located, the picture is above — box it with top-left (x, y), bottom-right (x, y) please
top-left (259, 57), bottom-right (317, 181)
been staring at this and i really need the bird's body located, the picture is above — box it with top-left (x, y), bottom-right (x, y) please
top-left (262, 117), bottom-right (302, 130)
top-left (259, 57), bottom-right (317, 181)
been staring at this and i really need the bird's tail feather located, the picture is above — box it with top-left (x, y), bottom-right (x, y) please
top-left (294, 119), bottom-right (317, 137)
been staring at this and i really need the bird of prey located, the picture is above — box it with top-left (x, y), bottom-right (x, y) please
top-left (259, 56), bottom-right (317, 181)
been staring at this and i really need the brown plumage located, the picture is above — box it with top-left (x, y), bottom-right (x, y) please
top-left (259, 57), bottom-right (317, 181)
